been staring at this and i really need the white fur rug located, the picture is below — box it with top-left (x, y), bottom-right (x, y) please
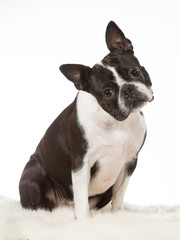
top-left (0, 196), bottom-right (180, 240)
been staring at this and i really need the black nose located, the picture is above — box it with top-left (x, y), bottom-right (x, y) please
top-left (122, 85), bottom-right (135, 98)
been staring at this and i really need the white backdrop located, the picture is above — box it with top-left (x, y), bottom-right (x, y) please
top-left (0, 0), bottom-right (180, 206)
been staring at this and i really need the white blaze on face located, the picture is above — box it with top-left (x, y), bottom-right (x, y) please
top-left (97, 61), bottom-right (129, 115)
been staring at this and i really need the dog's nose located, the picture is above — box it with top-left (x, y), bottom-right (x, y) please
top-left (122, 85), bottom-right (135, 98)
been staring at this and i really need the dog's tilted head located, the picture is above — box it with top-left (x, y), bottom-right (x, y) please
top-left (60, 21), bottom-right (153, 121)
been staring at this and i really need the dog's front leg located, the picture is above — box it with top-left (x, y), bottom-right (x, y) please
top-left (112, 157), bottom-right (138, 212)
top-left (72, 161), bottom-right (90, 219)
top-left (111, 167), bottom-right (130, 213)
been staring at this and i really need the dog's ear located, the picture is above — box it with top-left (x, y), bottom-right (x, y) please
top-left (106, 21), bottom-right (133, 53)
top-left (59, 64), bottom-right (91, 91)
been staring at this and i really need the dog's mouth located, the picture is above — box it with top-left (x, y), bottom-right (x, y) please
top-left (113, 107), bottom-right (131, 121)
top-left (113, 101), bottom-right (144, 121)
top-left (132, 98), bottom-right (148, 109)
top-left (113, 87), bottom-right (154, 121)
top-left (132, 94), bottom-right (154, 108)
top-left (121, 84), bottom-right (153, 108)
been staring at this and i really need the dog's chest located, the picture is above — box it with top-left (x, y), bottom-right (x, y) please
top-left (77, 92), bottom-right (146, 195)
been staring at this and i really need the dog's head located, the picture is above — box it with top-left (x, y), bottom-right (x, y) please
top-left (60, 21), bottom-right (153, 121)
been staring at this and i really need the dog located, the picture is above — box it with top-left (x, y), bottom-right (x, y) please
top-left (19, 21), bottom-right (153, 219)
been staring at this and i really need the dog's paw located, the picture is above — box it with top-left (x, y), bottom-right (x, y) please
top-left (111, 204), bottom-right (124, 213)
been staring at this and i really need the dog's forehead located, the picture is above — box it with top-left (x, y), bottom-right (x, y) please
top-left (91, 52), bottom-right (151, 87)
top-left (91, 64), bottom-right (119, 86)
top-left (102, 52), bottom-right (140, 70)
top-left (92, 53), bottom-right (135, 85)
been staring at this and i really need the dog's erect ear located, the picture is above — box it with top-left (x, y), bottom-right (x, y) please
top-left (106, 21), bottom-right (133, 53)
top-left (60, 64), bottom-right (91, 91)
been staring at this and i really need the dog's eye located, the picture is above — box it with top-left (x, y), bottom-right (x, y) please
top-left (129, 68), bottom-right (140, 79)
top-left (104, 89), bottom-right (113, 97)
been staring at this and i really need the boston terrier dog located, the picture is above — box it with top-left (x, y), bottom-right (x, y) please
top-left (19, 21), bottom-right (153, 219)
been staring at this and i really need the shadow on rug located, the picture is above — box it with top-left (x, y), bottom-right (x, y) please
top-left (0, 196), bottom-right (180, 240)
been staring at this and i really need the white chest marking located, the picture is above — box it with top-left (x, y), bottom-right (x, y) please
top-left (77, 91), bottom-right (146, 196)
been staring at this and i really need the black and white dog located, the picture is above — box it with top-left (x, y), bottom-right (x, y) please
top-left (19, 21), bottom-right (153, 219)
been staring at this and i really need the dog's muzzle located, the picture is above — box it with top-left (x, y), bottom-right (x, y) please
top-left (121, 84), bottom-right (153, 109)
